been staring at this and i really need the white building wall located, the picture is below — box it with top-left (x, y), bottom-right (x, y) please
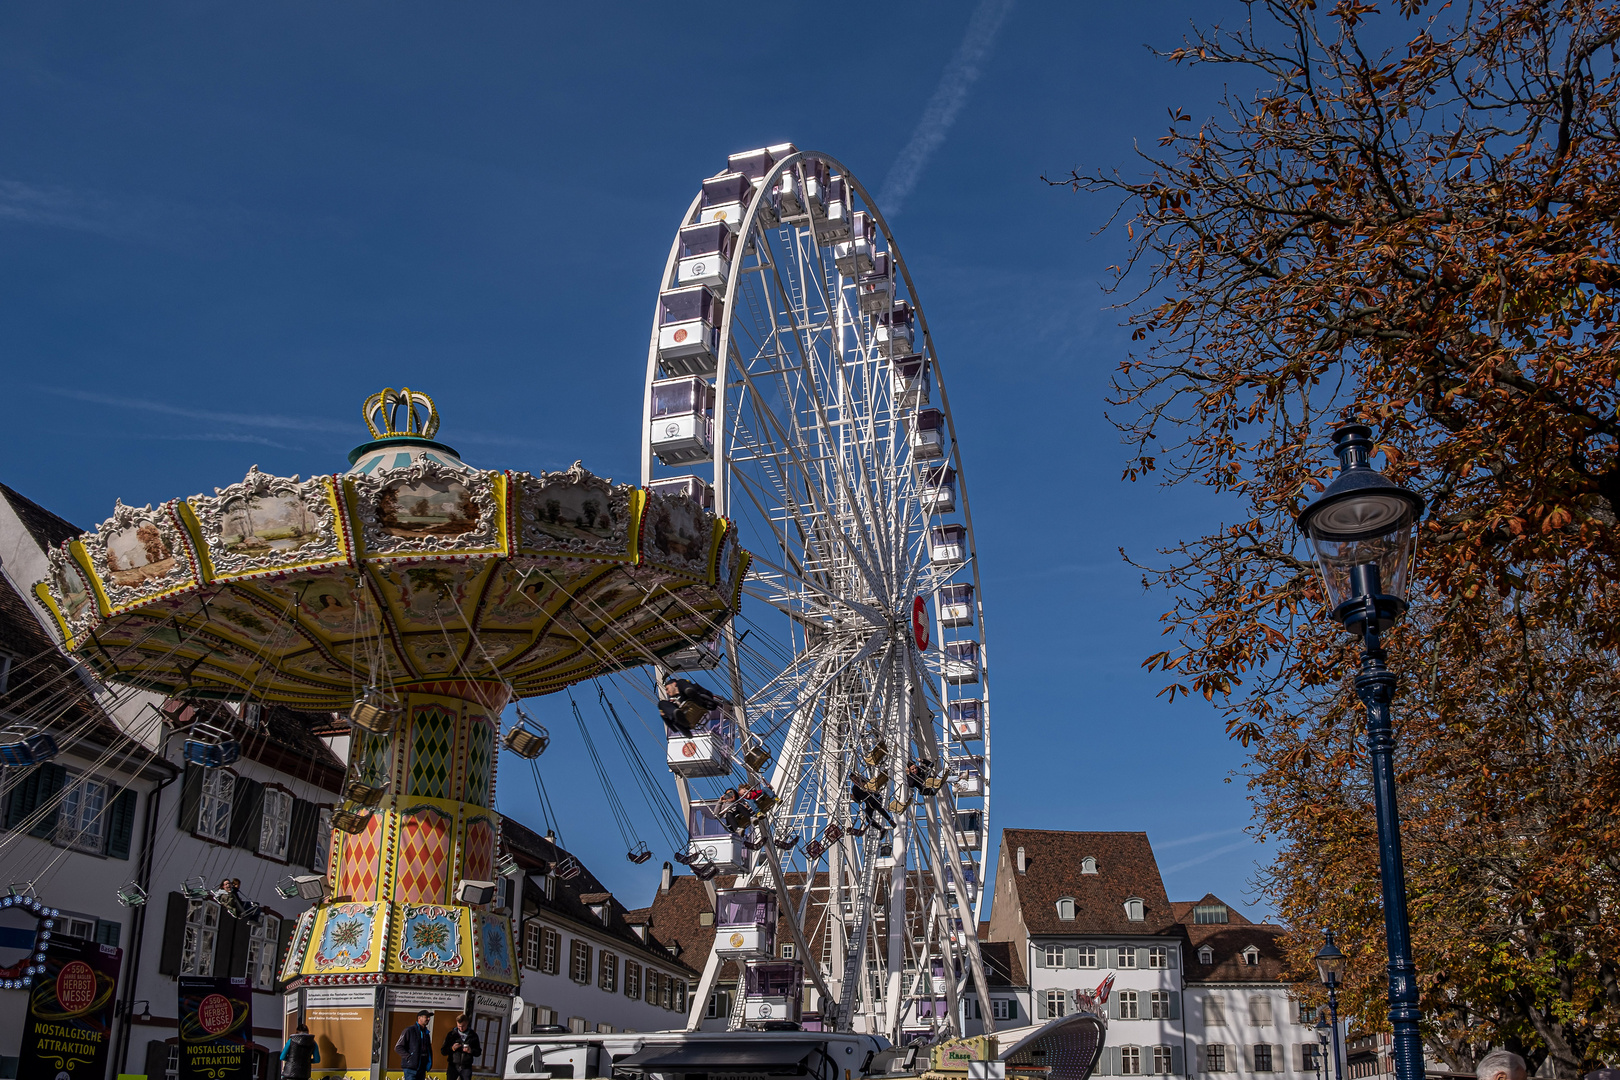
top-left (1186, 985), bottom-right (1321, 1079)
top-left (1028, 937), bottom-right (1190, 1076)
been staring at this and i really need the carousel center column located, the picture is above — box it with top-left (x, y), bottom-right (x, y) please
top-left (285, 681), bottom-right (518, 1080)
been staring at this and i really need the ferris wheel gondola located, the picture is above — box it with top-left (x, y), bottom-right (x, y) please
top-left (640, 144), bottom-right (994, 1040)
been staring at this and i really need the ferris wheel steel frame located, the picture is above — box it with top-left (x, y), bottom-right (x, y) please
top-left (640, 150), bottom-right (993, 1040)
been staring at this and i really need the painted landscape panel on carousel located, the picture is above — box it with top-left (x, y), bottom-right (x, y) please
top-left (105, 516), bottom-right (180, 586)
top-left (478, 565), bottom-right (565, 626)
top-left (378, 476), bottom-right (480, 538)
top-left (512, 468), bottom-right (636, 562)
top-left (640, 492), bottom-right (716, 577)
top-left (377, 563), bottom-right (495, 630)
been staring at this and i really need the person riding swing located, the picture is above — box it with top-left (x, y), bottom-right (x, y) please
top-left (849, 772), bottom-right (895, 831)
top-left (659, 676), bottom-right (724, 735)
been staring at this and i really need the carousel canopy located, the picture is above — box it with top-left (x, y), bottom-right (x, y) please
top-left (36, 387), bottom-right (745, 707)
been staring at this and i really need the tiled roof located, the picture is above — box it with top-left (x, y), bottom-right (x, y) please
top-left (1170, 893), bottom-right (1254, 927)
top-left (0, 483), bottom-right (83, 552)
top-left (1000, 829), bottom-right (1180, 936)
top-left (1178, 894), bottom-right (1288, 983)
top-left (502, 820), bottom-right (697, 974)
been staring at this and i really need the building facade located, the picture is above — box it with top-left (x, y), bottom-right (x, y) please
top-left (1177, 894), bottom-right (1323, 1080)
top-left (505, 823), bottom-right (698, 1036)
top-left (987, 830), bottom-right (1192, 1076)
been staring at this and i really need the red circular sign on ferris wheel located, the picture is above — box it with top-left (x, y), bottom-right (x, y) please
top-left (912, 596), bottom-right (929, 652)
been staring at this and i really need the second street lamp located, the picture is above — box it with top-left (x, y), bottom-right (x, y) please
top-left (1315, 931), bottom-right (1347, 1080)
top-left (1297, 425), bottom-right (1426, 1080)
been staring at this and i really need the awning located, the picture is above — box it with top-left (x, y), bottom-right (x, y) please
top-left (613, 1039), bottom-right (822, 1073)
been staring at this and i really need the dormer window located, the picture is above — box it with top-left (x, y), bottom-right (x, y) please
top-left (1056, 897), bottom-right (1076, 921)
top-left (1081, 856), bottom-right (1097, 875)
top-left (1243, 946), bottom-right (1260, 966)
top-left (1199, 945), bottom-right (1214, 964)
top-left (1124, 897), bottom-right (1145, 922)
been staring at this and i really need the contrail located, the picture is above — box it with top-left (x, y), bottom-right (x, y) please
top-left (878, 0), bottom-right (1016, 215)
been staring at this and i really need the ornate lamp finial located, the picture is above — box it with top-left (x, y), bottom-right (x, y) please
top-left (363, 388), bottom-right (440, 440)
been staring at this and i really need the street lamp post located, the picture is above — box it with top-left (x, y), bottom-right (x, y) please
top-left (1315, 932), bottom-right (1348, 1080)
top-left (1297, 425), bottom-right (1426, 1080)
top-left (1315, 1015), bottom-right (1332, 1080)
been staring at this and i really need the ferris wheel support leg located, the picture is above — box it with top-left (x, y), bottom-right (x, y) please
top-left (685, 947), bottom-right (724, 1032)
top-left (882, 823), bottom-right (910, 1040)
top-left (924, 791), bottom-right (996, 1035)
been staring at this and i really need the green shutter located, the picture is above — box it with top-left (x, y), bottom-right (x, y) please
top-left (1138, 947), bottom-right (1150, 969)
top-left (178, 764), bottom-right (203, 833)
top-left (1169, 991), bottom-right (1181, 1020)
top-left (1034, 945), bottom-right (1046, 968)
top-left (105, 788), bottom-right (137, 859)
top-left (1065, 947), bottom-right (1079, 968)
top-left (1036, 992), bottom-right (1046, 1019)
top-left (1172, 1046), bottom-right (1185, 1075)
top-left (289, 799), bottom-right (319, 868)
top-left (228, 778), bottom-right (263, 849)
top-left (28, 763), bottom-right (68, 839)
top-left (274, 916), bottom-right (294, 990)
top-left (95, 919), bottom-right (121, 946)
top-left (158, 893), bottom-right (187, 976)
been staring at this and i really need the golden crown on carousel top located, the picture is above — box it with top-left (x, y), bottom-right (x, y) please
top-left (363, 386), bottom-right (440, 440)
top-left (33, 385), bottom-right (748, 709)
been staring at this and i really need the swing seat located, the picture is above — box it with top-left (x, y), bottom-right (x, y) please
top-left (743, 746), bottom-right (771, 772)
top-left (181, 878), bottom-right (210, 901)
top-left (331, 808), bottom-right (372, 834)
top-left (275, 878), bottom-right (301, 900)
top-left (773, 834), bottom-right (799, 851)
top-left (343, 778), bottom-right (389, 808)
top-left (182, 723), bottom-right (240, 768)
top-left (692, 858), bottom-right (720, 881)
top-left (555, 856), bottom-right (583, 881)
top-left (0, 731), bottom-right (59, 768)
top-left (627, 843), bottom-right (653, 864)
top-left (494, 853), bottom-right (519, 877)
top-left (504, 707), bottom-right (550, 759)
top-left (862, 740), bottom-right (888, 769)
top-left (350, 695), bottom-right (400, 735)
top-left (822, 823), bottom-right (844, 843)
top-left (803, 839), bottom-right (826, 860)
top-left (116, 882), bottom-right (148, 908)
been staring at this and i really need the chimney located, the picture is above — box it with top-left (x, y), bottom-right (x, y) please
top-left (660, 861), bottom-right (673, 893)
top-left (1016, 846), bottom-right (1026, 874)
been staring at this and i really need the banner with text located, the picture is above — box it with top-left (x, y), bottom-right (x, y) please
top-left (16, 935), bottom-right (122, 1079)
top-left (178, 975), bottom-right (254, 1080)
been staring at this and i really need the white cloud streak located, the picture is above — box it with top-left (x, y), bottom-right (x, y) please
top-left (1154, 827), bottom-right (1247, 851)
top-left (878, 0), bottom-right (1016, 215)
top-left (36, 386), bottom-right (351, 434)
top-left (1161, 839), bottom-right (1258, 876)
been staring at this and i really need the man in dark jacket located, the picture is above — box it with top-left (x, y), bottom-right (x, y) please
top-left (278, 1023), bottom-right (319, 1080)
top-left (659, 676), bottom-right (724, 734)
top-left (395, 1010), bottom-right (435, 1080)
top-left (442, 1014), bottom-right (482, 1080)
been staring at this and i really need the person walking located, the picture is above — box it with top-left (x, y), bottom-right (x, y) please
top-left (395, 1010), bottom-right (435, 1080)
top-left (278, 1023), bottom-right (319, 1079)
top-left (442, 1014), bottom-right (482, 1080)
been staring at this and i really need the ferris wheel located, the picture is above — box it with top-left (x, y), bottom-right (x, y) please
top-left (639, 145), bottom-right (994, 1039)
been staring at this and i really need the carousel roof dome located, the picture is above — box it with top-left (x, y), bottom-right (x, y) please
top-left (35, 385), bottom-right (746, 708)
top-left (346, 386), bottom-right (471, 474)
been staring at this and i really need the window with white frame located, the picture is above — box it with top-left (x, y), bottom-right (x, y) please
top-left (1304, 1046), bottom-right (1323, 1070)
top-left (1118, 946), bottom-right (1137, 968)
top-left (1205, 997), bottom-right (1226, 1025)
top-left (540, 927), bottom-right (560, 975)
top-left (1078, 945), bottom-right (1097, 967)
top-left (1151, 991), bottom-right (1171, 1019)
top-left (706, 988), bottom-right (731, 1018)
top-left (1243, 946), bottom-right (1260, 966)
top-left (1254, 1045), bottom-right (1275, 1072)
top-left (598, 951), bottom-right (617, 992)
top-left (1299, 1003), bottom-right (1319, 1024)
top-left (1250, 996), bottom-right (1273, 1024)
top-left (523, 922), bottom-right (542, 969)
top-left (259, 788), bottom-right (292, 860)
top-left (1125, 898), bottom-right (1145, 921)
top-left (569, 939), bottom-right (591, 983)
top-left (1198, 945), bottom-right (1214, 965)
top-left (781, 943), bottom-right (794, 959)
top-left (624, 960), bottom-right (641, 1000)
top-left (1057, 897), bottom-right (1076, 920)
top-left (62, 915), bottom-right (96, 940)
top-left (180, 900), bottom-right (219, 976)
top-left (1044, 989), bottom-right (1067, 1018)
top-left (313, 807), bottom-right (332, 873)
top-left (1206, 1045), bottom-right (1228, 1073)
top-left (1119, 990), bottom-right (1139, 1019)
top-left (1154, 1046), bottom-right (1174, 1075)
top-left (1149, 945), bottom-right (1168, 968)
top-left (1081, 856), bottom-right (1097, 874)
top-left (1045, 944), bottom-right (1064, 968)
top-left (247, 913), bottom-right (281, 990)
top-left (197, 770), bottom-right (234, 843)
top-left (992, 998), bottom-right (1013, 1021)
top-left (57, 774), bottom-right (109, 853)
top-left (1122, 1046), bottom-right (1142, 1075)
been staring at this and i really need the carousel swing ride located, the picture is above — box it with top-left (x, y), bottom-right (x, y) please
top-left (34, 386), bottom-right (747, 1072)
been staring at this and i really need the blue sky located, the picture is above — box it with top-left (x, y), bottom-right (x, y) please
top-left (0, 2), bottom-right (1284, 920)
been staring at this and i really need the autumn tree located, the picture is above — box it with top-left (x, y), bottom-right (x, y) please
top-left (1054, 0), bottom-right (1620, 1072)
